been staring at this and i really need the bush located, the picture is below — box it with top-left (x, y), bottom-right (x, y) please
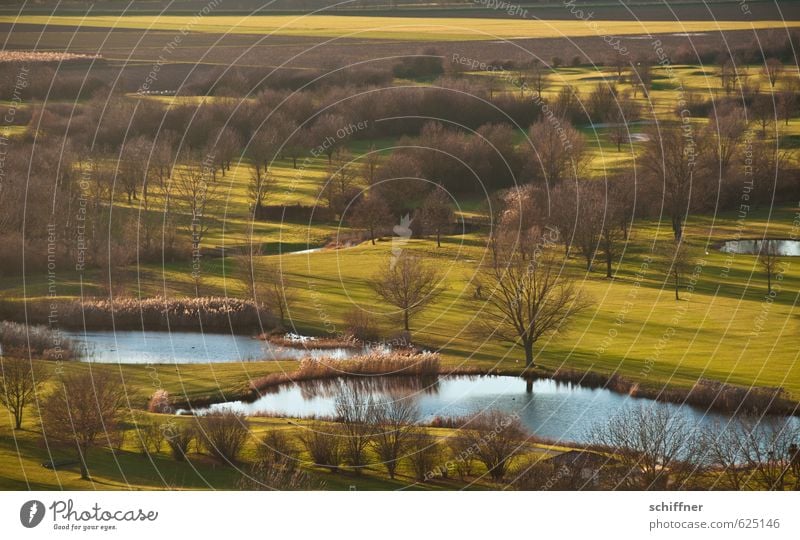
top-left (256, 430), bottom-right (300, 471)
top-left (198, 410), bottom-right (250, 463)
top-left (343, 309), bottom-right (381, 343)
top-left (300, 422), bottom-right (342, 472)
top-left (165, 424), bottom-right (195, 462)
top-left (406, 431), bottom-right (442, 482)
top-left (137, 421), bottom-right (166, 455)
top-left (147, 390), bottom-right (172, 414)
top-left (0, 321), bottom-right (83, 360)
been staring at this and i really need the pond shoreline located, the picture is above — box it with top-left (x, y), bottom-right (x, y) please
top-left (170, 363), bottom-right (800, 418)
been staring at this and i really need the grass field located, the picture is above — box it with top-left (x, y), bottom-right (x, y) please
top-left (3, 15), bottom-right (799, 41)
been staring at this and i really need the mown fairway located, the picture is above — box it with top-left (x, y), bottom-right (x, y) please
top-left (3, 15), bottom-right (800, 41)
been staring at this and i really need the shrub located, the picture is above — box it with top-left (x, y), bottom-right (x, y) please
top-left (343, 309), bottom-right (381, 343)
top-left (147, 390), bottom-right (172, 414)
top-left (197, 410), bottom-right (250, 463)
top-left (300, 422), bottom-right (342, 472)
top-left (459, 410), bottom-right (528, 482)
top-left (0, 321), bottom-right (83, 360)
top-left (165, 423), bottom-right (195, 462)
top-left (137, 421), bottom-right (166, 455)
top-left (406, 430), bottom-right (442, 482)
top-left (256, 430), bottom-right (300, 471)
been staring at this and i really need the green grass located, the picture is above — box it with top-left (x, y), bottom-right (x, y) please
top-left (3, 15), bottom-right (798, 41)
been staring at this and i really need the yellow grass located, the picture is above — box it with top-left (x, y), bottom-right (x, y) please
top-left (3, 15), bottom-right (798, 41)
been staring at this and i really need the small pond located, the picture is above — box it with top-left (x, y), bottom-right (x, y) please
top-left (719, 239), bottom-right (800, 256)
top-left (185, 375), bottom-right (800, 445)
top-left (69, 331), bottom-right (373, 364)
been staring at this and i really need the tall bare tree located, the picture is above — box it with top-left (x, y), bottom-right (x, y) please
top-left (0, 357), bottom-right (48, 430)
top-left (761, 58), bottom-right (784, 88)
top-left (641, 124), bottom-right (704, 240)
top-left (420, 187), bottom-right (454, 248)
top-left (370, 397), bottom-right (419, 479)
top-left (662, 239), bottom-right (692, 301)
top-left (592, 406), bottom-right (701, 490)
top-left (348, 192), bottom-right (392, 245)
top-left (758, 241), bottom-right (781, 294)
top-left (371, 253), bottom-right (445, 333)
top-left (40, 370), bottom-right (126, 480)
top-left (474, 235), bottom-right (589, 370)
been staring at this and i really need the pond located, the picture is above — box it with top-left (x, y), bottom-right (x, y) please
top-left (719, 238), bottom-right (800, 256)
top-left (69, 331), bottom-right (371, 364)
top-left (184, 375), bottom-right (800, 444)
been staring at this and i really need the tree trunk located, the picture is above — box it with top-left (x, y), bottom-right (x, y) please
top-left (436, 232), bottom-right (441, 248)
top-left (525, 379), bottom-right (533, 393)
top-left (370, 227), bottom-right (375, 245)
top-left (524, 341), bottom-right (534, 368)
top-left (674, 271), bottom-right (680, 301)
top-left (606, 248), bottom-right (612, 278)
top-left (14, 408), bottom-right (22, 429)
top-left (767, 272), bottom-right (772, 294)
top-left (78, 447), bottom-right (90, 480)
top-left (403, 310), bottom-right (410, 332)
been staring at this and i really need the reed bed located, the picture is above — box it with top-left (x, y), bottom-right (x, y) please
top-left (2, 296), bottom-right (273, 333)
top-left (248, 351), bottom-right (440, 394)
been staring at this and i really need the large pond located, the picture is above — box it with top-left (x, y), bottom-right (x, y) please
top-left (719, 239), bottom-right (800, 256)
top-left (185, 375), bottom-right (800, 444)
top-left (69, 331), bottom-right (370, 364)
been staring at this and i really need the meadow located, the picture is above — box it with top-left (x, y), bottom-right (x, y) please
top-left (1, 13), bottom-right (799, 492)
top-left (3, 14), bottom-right (799, 41)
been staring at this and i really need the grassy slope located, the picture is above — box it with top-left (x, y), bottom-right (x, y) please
top-left (2, 15), bottom-right (799, 41)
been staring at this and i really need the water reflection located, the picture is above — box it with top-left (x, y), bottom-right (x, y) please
top-left (719, 239), bottom-right (800, 256)
top-left (69, 330), bottom-right (371, 364)
top-left (189, 375), bottom-right (800, 444)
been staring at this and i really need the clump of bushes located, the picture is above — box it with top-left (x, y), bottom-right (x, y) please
top-left (165, 423), bottom-right (195, 462)
top-left (197, 409), bottom-right (250, 463)
top-left (147, 390), bottom-right (173, 414)
top-left (0, 321), bottom-right (83, 360)
top-left (300, 422), bottom-right (342, 472)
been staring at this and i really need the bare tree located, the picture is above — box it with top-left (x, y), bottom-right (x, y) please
top-left (762, 58), bottom-right (784, 88)
top-left (322, 152), bottom-right (360, 217)
top-left (630, 60), bottom-right (653, 98)
top-left (738, 417), bottom-right (800, 491)
top-left (420, 187), bottom-right (454, 248)
top-left (174, 158), bottom-right (220, 295)
top-left (758, 241), bottom-right (781, 294)
top-left (751, 93), bottom-right (777, 138)
top-left (197, 409), bottom-right (250, 464)
top-left (699, 421), bottom-right (749, 490)
top-left (475, 237), bottom-right (588, 369)
top-left (591, 406), bottom-right (701, 490)
top-left (370, 253), bottom-right (445, 333)
top-left (370, 397), bottom-right (419, 479)
top-left (258, 261), bottom-right (295, 328)
top-left (40, 370), bottom-right (126, 480)
top-left (459, 410), bottom-right (528, 482)
top-left (300, 421), bottom-right (342, 472)
top-left (527, 119), bottom-right (588, 186)
top-left (334, 384), bottom-right (374, 474)
top-left (662, 240), bottom-right (692, 301)
top-left (640, 124), bottom-right (703, 240)
top-left (249, 165), bottom-right (274, 212)
top-left (348, 192), bottom-right (392, 245)
top-left (405, 430), bottom-right (441, 482)
top-left (605, 92), bottom-right (642, 151)
top-left (0, 357), bottom-right (48, 429)
top-left (705, 104), bottom-right (747, 177)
